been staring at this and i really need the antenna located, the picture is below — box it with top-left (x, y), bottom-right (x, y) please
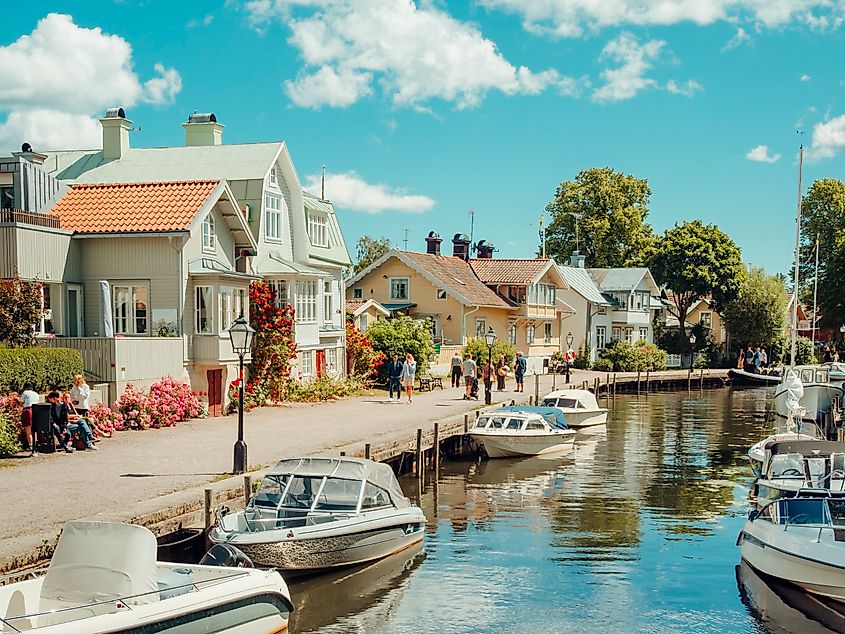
top-left (321, 165), bottom-right (326, 200)
top-left (468, 209), bottom-right (476, 247)
top-left (790, 131), bottom-right (805, 368)
top-left (403, 229), bottom-right (409, 251)
top-left (538, 213), bottom-right (545, 258)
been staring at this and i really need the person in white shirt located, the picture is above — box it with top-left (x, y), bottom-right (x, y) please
top-left (70, 375), bottom-right (91, 417)
top-left (20, 382), bottom-right (39, 451)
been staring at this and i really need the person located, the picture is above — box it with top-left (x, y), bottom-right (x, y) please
top-left (753, 347), bottom-right (762, 373)
top-left (462, 354), bottom-right (477, 400)
top-left (736, 348), bottom-right (744, 370)
top-left (62, 392), bottom-right (98, 449)
top-left (46, 391), bottom-right (74, 453)
top-left (20, 382), bottom-right (39, 451)
top-left (824, 348), bottom-right (833, 363)
top-left (387, 353), bottom-right (403, 402)
top-left (451, 352), bottom-right (463, 388)
top-left (481, 359), bottom-right (493, 401)
top-left (496, 354), bottom-right (507, 391)
top-left (400, 353), bottom-right (417, 404)
top-left (70, 374), bottom-right (91, 418)
top-left (744, 345), bottom-right (754, 373)
top-left (760, 347), bottom-right (768, 369)
top-left (514, 351), bottom-right (527, 392)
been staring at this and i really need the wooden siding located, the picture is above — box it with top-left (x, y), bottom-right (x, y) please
top-left (0, 224), bottom-right (74, 281)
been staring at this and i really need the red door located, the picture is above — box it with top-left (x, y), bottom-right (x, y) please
top-left (207, 369), bottom-right (223, 417)
top-left (315, 350), bottom-right (326, 379)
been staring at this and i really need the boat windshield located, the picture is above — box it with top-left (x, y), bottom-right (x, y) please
top-left (279, 475), bottom-right (363, 512)
top-left (769, 453), bottom-right (804, 478)
top-left (543, 398), bottom-right (580, 409)
top-left (253, 475), bottom-right (289, 508)
top-left (505, 418), bottom-right (524, 430)
top-left (776, 498), bottom-right (829, 525)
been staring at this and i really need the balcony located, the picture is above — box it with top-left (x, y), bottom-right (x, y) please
top-left (0, 208), bottom-right (62, 228)
top-left (192, 335), bottom-right (251, 364)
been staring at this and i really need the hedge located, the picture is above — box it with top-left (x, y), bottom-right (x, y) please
top-left (0, 347), bottom-right (84, 393)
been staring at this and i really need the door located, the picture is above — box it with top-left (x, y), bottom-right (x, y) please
top-left (207, 369), bottom-right (223, 417)
top-left (67, 285), bottom-right (83, 337)
top-left (315, 350), bottom-right (326, 378)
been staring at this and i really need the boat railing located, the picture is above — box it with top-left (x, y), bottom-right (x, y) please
top-left (0, 569), bottom-right (255, 632)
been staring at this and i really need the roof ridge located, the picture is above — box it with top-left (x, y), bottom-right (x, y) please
top-left (71, 179), bottom-right (220, 189)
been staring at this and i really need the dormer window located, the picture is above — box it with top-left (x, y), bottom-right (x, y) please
top-left (202, 214), bottom-right (215, 252)
top-left (269, 167), bottom-right (278, 186)
top-left (265, 193), bottom-right (282, 242)
top-left (308, 211), bottom-right (328, 247)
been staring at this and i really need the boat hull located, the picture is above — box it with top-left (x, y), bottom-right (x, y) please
top-left (559, 409), bottom-right (607, 429)
top-left (773, 383), bottom-right (842, 422)
top-left (729, 369), bottom-right (781, 386)
top-left (470, 431), bottom-right (575, 458)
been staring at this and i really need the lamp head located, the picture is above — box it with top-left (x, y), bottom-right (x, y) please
top-left (485, 327), bottom-right (497, 347)
top-left (228, 313), bottom-right (255, 356)
top-left (566, 331), bottom-right (574, 347)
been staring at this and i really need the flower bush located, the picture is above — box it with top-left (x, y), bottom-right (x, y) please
top-left (114, 383), bottom-right (151, 430)
top-left (0, 392), bottom-right (22, 420)
top-left (346, 321), bottom-right (385, 384)
top-left (226, 377), bottom-right (266, 414)
top-left (0, 411), bottom-right (21, 457)
top-left (87, 401), bottom-right (121, 435)
top-left (248, 281), bottom-right (297, 402)
top-left (148, 376), bottom-right (201, 427)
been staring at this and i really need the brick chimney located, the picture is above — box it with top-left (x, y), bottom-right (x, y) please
top-left (570, 250), bottom-right (586, 268)
top-left (475, 240), bottom-right (495, 259)
top-left (100, 107), bottom-right (131, 160)
top-left (452, 233), bottom-right (471, 261)
top-left (425, 231), bottom-right (442, 255)
top-left (182, 112), bottom-right (223, 146)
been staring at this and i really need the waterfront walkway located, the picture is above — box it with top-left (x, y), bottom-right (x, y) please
top-left (0, 369), bottom-right (725, 572)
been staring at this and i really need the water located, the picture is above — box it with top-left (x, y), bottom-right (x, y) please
top-left (288, 388), bottom-right (843, 633)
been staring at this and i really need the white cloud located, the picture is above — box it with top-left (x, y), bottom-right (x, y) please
top-left (666, 79), bottom-right (703, 96)
top-left (0, 13), bottom-right (181, 152)
top-left (801, 73), bottom-right (811, 81)
top-left (247, 0), bottom-right (573, 110)
top-left (187, 14), bottom-right (215, 28)
top-left (303, 171), bottom-right (436, 214)
top-left (592, 33), bottom-right (665, 102)
top-left (478, 0), bottom-right (845, 38)
top-left (745, 144), bottom-right (781, 163)
top-left (809, 115), bottom-right (845, 160)
top-left (721, 27), bottom-right (751, 51)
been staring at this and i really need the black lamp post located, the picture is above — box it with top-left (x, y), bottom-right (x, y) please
top-left (689, 333), bottom-right (696, 371)
top-left (565, 331), bottom-right (574, 383)
top-left (228, 312), bottom-right (254, 475)
top-left (485, 327), bottom-right (496, 405)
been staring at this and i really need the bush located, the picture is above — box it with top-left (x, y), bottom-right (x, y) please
top-left (114, 384), bottom-right (151, 430)
top-left (148, 376), bottom-right (201, 428)
top-left (0, 411), bottom-right (21, 457)
top-left (86, 401), bottom-right (119, 436)
top-left (346, 321), bottom-right (385, 384)
top-left (226, 378), bottom-right (266, 414)
top-left (463, 338), bottom-right (515, 370)
top-left (593, 358), bottom-right (613, 372)
top-left (598, 341), bottom-right (667, 372)
top-left (770, 335), bottom-right (814, 366)
top-left (367, 316), bottom-right (437, 381)
top-left (287, 376), bottom-right (367, 403)
top-left (0, 347), bottom-right (83, 393)
top-left (573, 344), bottom-right (592, 370)
top-left (0, 278), bottom-right (44, 347)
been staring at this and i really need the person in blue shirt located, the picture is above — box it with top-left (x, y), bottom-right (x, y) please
top-left (514, 351), bottom-right (527, 392)
top-left (387, 353), bottom-right (403, 402)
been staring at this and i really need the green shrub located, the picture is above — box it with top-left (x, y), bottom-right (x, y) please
top-left (463, 338), bottom-right (515, 370)
top-left (769, 335), bottom-right (814, 366)
top-left (593, 358), bottom-right (613, 372)
top-left (0, 347), bottom-right (83, 392)
top-left (598, 341), bottom-right (667, 372)
top-left (572, 344), bottom-right (592, 370)
top-left (367, 316), bottom-right (437, 381)
top-left (287, 376), bottom-right (366, 402)
top-left (0, 411), bottom-right (21, 457)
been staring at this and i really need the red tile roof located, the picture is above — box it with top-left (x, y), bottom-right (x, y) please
top-left (346, 300), bottom-right (366, 312)
top-left (52, 180), bottom-right (219, 233)
top-left (469, 258), bottom-right (551, 285)
top-left (398, 251), bottom-right (511, 308)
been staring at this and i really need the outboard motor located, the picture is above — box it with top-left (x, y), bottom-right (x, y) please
top-left (200, 543), bottom-right (254, 568)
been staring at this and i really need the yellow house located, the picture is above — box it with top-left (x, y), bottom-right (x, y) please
top-left (346, 299), bottom-right (390, 331)
top-left (687, 297), bottom-right (726, 346)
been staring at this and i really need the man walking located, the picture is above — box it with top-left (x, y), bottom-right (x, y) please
top-left (514, 351), bottom-right (527, 392)
top-left (387, 353), bottom-right (403, 402)
top-left (462, 354), bottom-right (477, 400)
top-left (451, 351), bottom-right (463, 388)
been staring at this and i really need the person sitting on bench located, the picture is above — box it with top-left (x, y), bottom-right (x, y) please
top-left (46, 391), bottom-right (96, 452)
top-left (62, 392), bottom-right (98, 450)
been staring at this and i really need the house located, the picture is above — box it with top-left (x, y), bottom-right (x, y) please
top-left (588, 267), bottom-right (661, 345)
top-left (557, 252), bottom-right (613, 362)
top-left (687, 297), bottom-right (726, 346)
top-left (346, 299), bottom-right (389, 331)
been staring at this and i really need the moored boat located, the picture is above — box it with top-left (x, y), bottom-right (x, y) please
top-left (728, 368), bottom-right (781, 387)
top-left (747, 428), bottom-right (821, 479)
top-left (540, 389), bottom-right (608, 428)
top-left (468, 406), bottom-right (576, 458)
top-left (752, 439), bottom-right (845, 504)
top-left (210, 456), bottom-right (426, 572)
top-left (773, 366), bottom-right (842, 423)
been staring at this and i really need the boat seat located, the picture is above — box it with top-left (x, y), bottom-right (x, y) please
top-left (156, 568), bottom-right (194, 600)
top-left (3, 590), bottom-right (32, 631)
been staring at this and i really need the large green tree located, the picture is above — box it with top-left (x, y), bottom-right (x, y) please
top-left (365, 316), bottom-right (436, 380)
top-left (648, 220), bottom-right (745, 337)
top-left (0, 278), bottom-right (44, 347)
top-left (722, 266), bottom-right (787, 348)
top-left (351, 235), bottom-right (391, 276)
top-left (544, 167), bottom-right (654, 267)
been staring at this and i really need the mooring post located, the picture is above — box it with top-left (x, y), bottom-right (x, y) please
top-left (637, 370), bottom-right (641, 395)
top-left (700, 368), bottom-right (704, 390)
top-left (529, 395), bottom-right (534, 406)
top-left (645, 370), bottom-right (650, 393)
top-left (464, 413), bottom-right (469, 434)
top-left (340, 451), bottom-right (346, 456)
top-left (838, 428), bottom-right (845, 443)
top-left (687, 367), bottom-right (692, 391)
top-left (204, 488), bottom-right (213, 530)
top-left (433, 423), bottom-right (440, 472)
top-left (243, 475), bottom-right (252, 508)
top-left (415, 428), bottom-right (423, 478)
top-left (534, 373), bottom-right (540, 404)
top-left (612, 373), bottom-right (617, 397)
top-left (365, 443), bottom-right (371, 460)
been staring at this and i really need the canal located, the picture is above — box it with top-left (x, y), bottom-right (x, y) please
top-left (288, 387), bottom-right (842, 633)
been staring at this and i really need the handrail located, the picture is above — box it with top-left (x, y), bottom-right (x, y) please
top-left (0, 209), bottom-right (61, 229)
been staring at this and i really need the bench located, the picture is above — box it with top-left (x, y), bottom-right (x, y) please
top-left (417, 375), bottom-right (444, 391)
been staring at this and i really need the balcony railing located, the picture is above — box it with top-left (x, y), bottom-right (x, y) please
top-left (0, 208), bottom-right (62, 228)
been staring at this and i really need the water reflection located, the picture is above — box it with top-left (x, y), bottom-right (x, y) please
top-left (290, 388), bottom-right (831, 633)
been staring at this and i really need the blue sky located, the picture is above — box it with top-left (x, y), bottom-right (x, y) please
top-left (3, 1), bottom-right (845, 276)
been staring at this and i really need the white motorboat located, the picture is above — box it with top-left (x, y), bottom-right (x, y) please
top-left (738, 491), bottom-right (845, 600)
top-left (468, 406), bottom-right (576, 458)
top-left (752, 440), bottom-right (845, 504)
top-left (773, 366), bottom-right (842, 423)
top-left (747, 425), bottom-right (822, 479)
top-left (0, 521), bottom-right (292, 633)
top-left (210, 456), bottom-right (426, 572)
top-left (540, 389), bottom-right (608, 428)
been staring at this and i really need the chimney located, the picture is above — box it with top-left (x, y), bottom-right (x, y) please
top-left (14, 142), bottom-right (47, 165)
top-left (425, 231), bottom-right (442, 255)
top-left (182, 112), bottom-right (224, 146)
top-left (476, 239), bottom-right (495, 259)
top-left (570, 250), bottom-right (586, 268)
top-left (100, 107), bottom-right (131, 160)
top-left (452, 233), bottom-right (471, 261)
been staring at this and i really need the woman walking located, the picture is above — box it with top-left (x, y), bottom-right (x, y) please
top-left (496, 354), bottom-right (507, 391)
top-left (401, 353), bottom-right (417, 404)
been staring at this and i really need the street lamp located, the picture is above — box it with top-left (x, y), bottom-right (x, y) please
top-left (228, 312), bottom-right (255, 475)
top-left (485, 327), bottom-right (496, 405)
top-left (689, 333), bottom-right (696, 371)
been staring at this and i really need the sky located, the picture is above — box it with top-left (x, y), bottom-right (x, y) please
top-left (3, 1), bottom-right (845, 276)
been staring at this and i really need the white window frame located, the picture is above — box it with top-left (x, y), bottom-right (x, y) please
top-left (700, 311), bottom-right (712, 329)
top-left (264, 193), bottom-right (282, 242)
top-left (527, 324), bottom-right (535, 344)
top-left (219, 288), bottom-right (232, 334)
top-left (389, 277), bottom-right (409, 301)
top-left (625, 327), bottom-right (634, 344)
top-left (308, 212), bottom-right (329, 247)
top-left (202, 213), bottom-right (216, 253)
top-left (508, 322), bottom-right (517, 345)
top-left (233, 288), bottom-right (248, 322)
top-left (436, 289), bottom-right (447, 300)
top-left (596, 326), bottom-right (606, 349)
top-left (323, 280), bottom-right (333, 325)
top-left (353, 288), bottom-right (363, 299)
top-left (544, 322), bottom-right (552, 343)
top-left (268, 280), bottom-right (288, 309)
top-left (195, 286), bottom-right (214, 335)
top-left (326, 347), bottom-right (337, 376)
top-left (612, 326), bottom-right (621, 342)
top-left (301, 350), bottom-right (313, 377)
top-left (475, 318), bottom-right (487, 339)
top-left (639, 327), bottom-right (648, 342)
top-left (269, 166), bottom-right (277, 186)
top-left (38, 284), bottom-right (54, 335)
top-left (112, 284), bottom-right (149, 336)
top-left (358, 314), bottom-right (368, 330)
top-left (295, 280), bottom-right (317, 323)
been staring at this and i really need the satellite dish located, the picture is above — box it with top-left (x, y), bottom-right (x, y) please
top-left (21, 142), bottom-right (33, 153)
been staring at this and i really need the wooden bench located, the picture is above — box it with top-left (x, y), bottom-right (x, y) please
top-left (417, 375), bottom-right (444, 391)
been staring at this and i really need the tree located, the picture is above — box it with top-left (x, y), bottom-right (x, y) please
top-left (722, 266), bottom-right (787, 349)
top-left (544, 167), bottom-right (654, 267)
top-left (365, 316), bottom-right (436, 380)
top-left (0, 278), bottom-right (44, 347)
top-left (648, 220), bottom-right (745, 337)
top-left (352, 235), bottom-right (391, 276)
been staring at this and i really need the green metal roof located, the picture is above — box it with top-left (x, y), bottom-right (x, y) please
top-left (253, 251), bottom-right (323, 276)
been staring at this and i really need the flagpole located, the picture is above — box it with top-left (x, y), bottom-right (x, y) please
top-left (812, 233), bottom-right (819, 355)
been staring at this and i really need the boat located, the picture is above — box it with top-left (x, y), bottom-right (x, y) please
top-left (209, 456), bottom-right (426, 572)
top-left (0, 521), bottom-right (292, 633)
top-left (751, 439), bottom-right (845, 503)
top-left (773, 366), bottom-right (842, 423)
top-left (540, 389), bottom-right (608, 428)
top-left (468, 406), bottom-right (576, 458)
top-left (728, 368), bottom-right (781, 387)
top-left (738, 490), bottom-right (845, 601)
top-left (747, 427), bottom-right (822, 479)
top-left (822, 362), bottom-right (845, 382)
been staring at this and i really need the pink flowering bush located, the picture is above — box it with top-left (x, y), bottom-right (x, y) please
top-left (115, 384), bottom-right (152, 430)
top-left (87, 401), bottom-right (121, 435)
top-left (148, 376), bottom-right (201, 427)
top-left (0, 392), bottom-right (22, 419)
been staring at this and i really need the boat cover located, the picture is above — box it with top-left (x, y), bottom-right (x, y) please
top-left (494, 406), bottom-right (568, 429)
top-left (41, 521), bottom-right (159, 605)
top-left (542, 389), bottom-right (600, 410)
top-left (267, 457), bottom-right (410, 508)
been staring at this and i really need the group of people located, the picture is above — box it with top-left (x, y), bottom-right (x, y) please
top-left (19, 374), bottom-right (100, 454)
top-left (451, 351), bottom-right (528, 399)
top-left (737, 345), bottom-right (769, 373)
top-left (386, 353), bottom-right (418, 404)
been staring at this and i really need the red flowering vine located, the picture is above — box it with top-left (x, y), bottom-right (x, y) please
top-left (248, 281), bottom-right (297, 402)
top-left (345, 321), bottom-right (385, 385)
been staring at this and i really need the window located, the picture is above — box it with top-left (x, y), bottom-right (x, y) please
top-left (113, 285), bottom-right (148, 335)
top-left (508, 322), bottom-right (517, 345)
top-left (219, 289), bottom-right (232, 333)
top-left (353, 288), bottom-right (363, 299)
top-left (361, 482), bottom-right (391, 509)
top-left (625, 328), bottom-right (634, 344)
top-left (234, 288), bottom-right (248, 321)
top-left (506, 418), bottom-right (522, 430)
top-left (596, 326), bottom-right (606, 349)
top-left (308, 212), bottom-right (328, 247)
top-left (527, 324), bottom-right (535, 344)
top-left (269, 167), bottom-right (277, 186)
top-left (323, 280), bottom-right (333, 325)
top-left (612, 326), bottom-right (621, 342)
top-left (544, 322), bottom-right (552, 343)
top-left (202, 214), bottom-right (216, 252)
top-left (358, 314), bottom-right (368, 330)
top-left (476, 319), bottom-right (487, 338)
top-left (301, 350), bottom-right (312, 377)
top-left (639, 327), bottom-right (648, 342)
top-left (633, 291), bottom-right (642, 311)
top-left (436, 289), bottom-right (447, 300)
top-left (526, 421), bottom-right (545, 430)
top-left (326, 347), bottom-right (338, 375)
top-left (528, 283), bottom-right (556, 306)
top-left (614, 294), bottom-right (628, 310)
top-left (295, 280), bottom-right (317, 323)
top-left (39, 285), bottom-right (54, 335)
top-left (268, 280), bottom-right (288, 308)
top-left (700, 311), bottom-right (712, 329)
top-left (390, 277), bottom-right (409, 301)
top-left (195, 286), bottom-right (213, 334)
top-left (642, 293), bottom-right (650, 311)
top-left (264, 194), bottom-right (282, 241)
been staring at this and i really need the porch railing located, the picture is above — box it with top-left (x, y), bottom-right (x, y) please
top-left (0, 208), bottom-right (62, 229)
